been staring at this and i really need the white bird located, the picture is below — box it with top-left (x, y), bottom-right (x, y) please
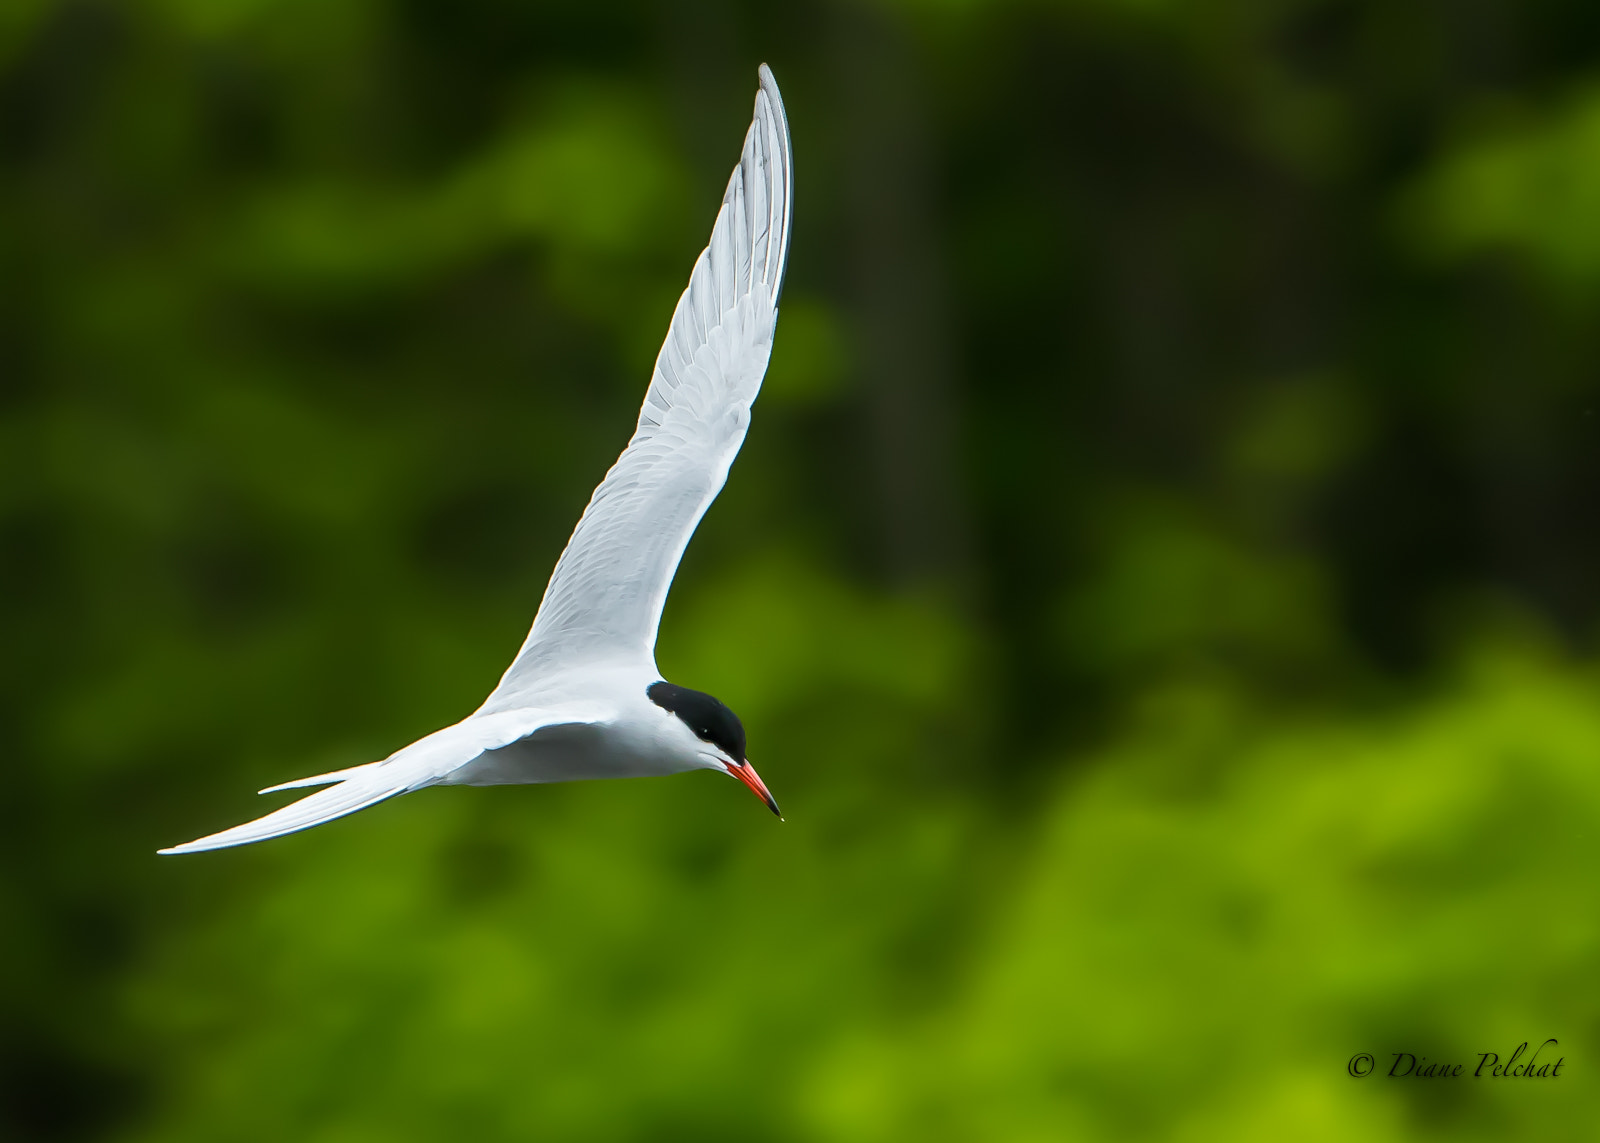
top-left (161, 65), bottom-right (792, 855)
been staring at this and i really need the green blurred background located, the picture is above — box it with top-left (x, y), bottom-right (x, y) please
top-left (6, 0), bottom-right (1600, 1139)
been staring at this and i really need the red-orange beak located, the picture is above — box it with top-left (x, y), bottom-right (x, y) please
top-left (728, 759), bottom-right (782, 819)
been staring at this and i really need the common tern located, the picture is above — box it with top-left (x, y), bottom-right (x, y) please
top-left (161, 65), bottom-right (792, 854)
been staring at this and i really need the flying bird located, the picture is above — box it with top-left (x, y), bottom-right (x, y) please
top-left (161, 65), bottom-right (792, 855)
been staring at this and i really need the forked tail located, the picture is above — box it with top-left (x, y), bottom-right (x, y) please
top-left (158, 767), bottom-right (411, 855)
top-left (158, 707), bottom-right (567, 855)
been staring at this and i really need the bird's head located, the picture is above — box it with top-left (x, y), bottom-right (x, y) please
top-left (647, 681), bottom-right (781, 818)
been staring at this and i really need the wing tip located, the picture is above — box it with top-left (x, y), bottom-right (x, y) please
top-left (158, 835), bottom-right (226, 856)
top-left (751, 63), bottom-right (793, 305)
top-left (754, 63), bottom-right (790, 177)
top-left (157, 828), bottom-right (255, 856)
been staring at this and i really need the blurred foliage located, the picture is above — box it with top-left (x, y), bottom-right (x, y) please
top-left (1404, 84), bottom-right (1600, 287)
top-left (6, 0), bottom-right (1600, 1140)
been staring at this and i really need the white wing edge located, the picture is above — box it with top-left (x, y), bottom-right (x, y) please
top-left (756, 63), bottom-right (793, 306)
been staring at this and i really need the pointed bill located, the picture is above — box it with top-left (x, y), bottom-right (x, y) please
top-left (729, 759), bottom-right (782, 819)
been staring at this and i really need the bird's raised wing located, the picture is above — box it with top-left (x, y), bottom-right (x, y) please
top-left (481, 65), bottom-right (792, 710)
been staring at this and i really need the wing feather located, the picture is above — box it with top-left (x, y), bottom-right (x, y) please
top-left (480, 66), bottom-right (792, 711)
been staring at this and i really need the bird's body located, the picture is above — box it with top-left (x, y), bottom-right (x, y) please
top-left (161, 65), bottom-right (792, 855)
top-left (444, 669), bottom-right (715, 788)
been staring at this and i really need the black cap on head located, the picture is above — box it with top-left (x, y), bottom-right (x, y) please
top-left (647, 682), bottom-right (746, 763)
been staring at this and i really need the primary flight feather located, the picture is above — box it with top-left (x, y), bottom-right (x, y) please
top-left (161, 64), bottom-right (792, 855)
